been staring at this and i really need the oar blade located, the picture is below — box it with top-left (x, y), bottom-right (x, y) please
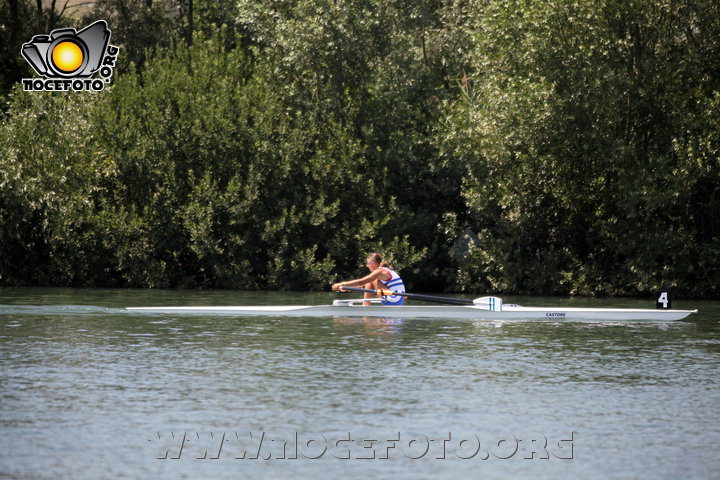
top-left (472, 296), bottom-right (503, 311)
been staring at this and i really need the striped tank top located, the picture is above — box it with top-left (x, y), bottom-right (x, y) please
top-left (379, 267), bottom-right (405, 305)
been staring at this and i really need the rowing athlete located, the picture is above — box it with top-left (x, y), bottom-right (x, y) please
top-left (331, 253), bottom-right (406, 306)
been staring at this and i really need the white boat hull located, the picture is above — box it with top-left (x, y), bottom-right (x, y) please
top-left (126, 304), bottom-right (697, 321)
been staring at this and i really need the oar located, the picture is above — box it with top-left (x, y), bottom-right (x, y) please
top-left (337, 286), bottom-right (474, 305)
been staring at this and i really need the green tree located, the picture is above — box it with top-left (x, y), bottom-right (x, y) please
top-left (82, 0), bottom-right (175, 73)
top-left (439, 0), bottom-right (720, 296)
top-left (1, 0), bottom-right (717, 295)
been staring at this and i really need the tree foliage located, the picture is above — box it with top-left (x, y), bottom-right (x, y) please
top-left (438, 0), bottom-right (720, 296)
top-left (0, 0), bottom-right (718, 296)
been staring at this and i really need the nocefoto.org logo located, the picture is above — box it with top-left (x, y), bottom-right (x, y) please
top-left (21, 20), bottom-right (119, 92)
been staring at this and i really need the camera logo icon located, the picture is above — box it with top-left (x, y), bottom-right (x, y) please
top-left (21, 20), bottom-right (119, 92)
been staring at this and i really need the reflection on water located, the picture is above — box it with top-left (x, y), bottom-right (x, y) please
top-left (333, 316), bottom-right (405, 337)
top-left (1, 289), bottom-right (719, 480)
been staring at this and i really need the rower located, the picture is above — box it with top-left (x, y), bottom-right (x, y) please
top-left (331, 253), bottom-right (406, 306)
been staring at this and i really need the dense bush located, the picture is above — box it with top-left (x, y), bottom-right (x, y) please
top-left (0, 0), bottom-right (718, 296)
top-left (437, 0), bottom-right (720, 296)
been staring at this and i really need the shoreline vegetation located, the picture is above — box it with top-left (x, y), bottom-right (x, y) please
top-left (1, 0), bottom-right (718, 297)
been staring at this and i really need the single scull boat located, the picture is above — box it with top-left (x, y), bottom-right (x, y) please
top-left (126, 293), bottom-right (697, 321)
